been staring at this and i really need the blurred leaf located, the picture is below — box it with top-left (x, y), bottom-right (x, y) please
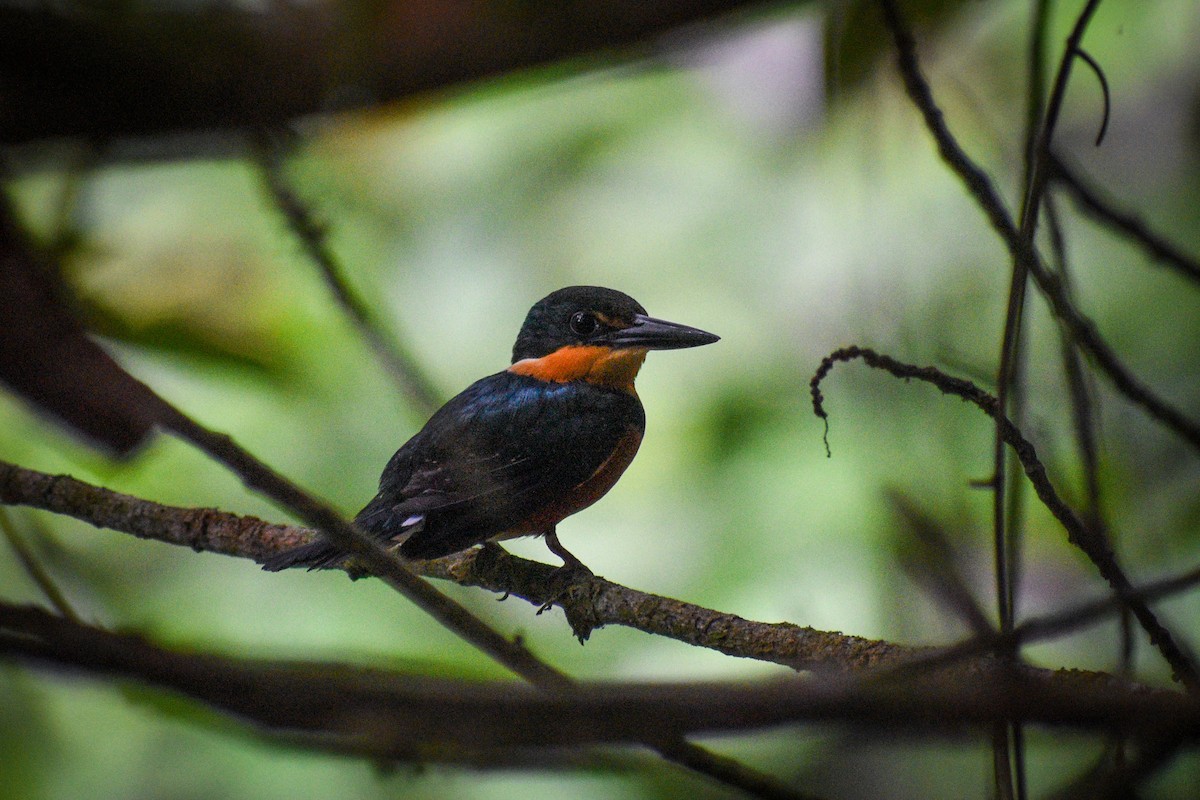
top-left (80, 298), bottom-right (289, 379)
top-left (0, 668), bottom-right (51, 797)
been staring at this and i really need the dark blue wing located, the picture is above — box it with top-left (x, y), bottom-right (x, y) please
top-left (355, 371), bottom-right (644, 559)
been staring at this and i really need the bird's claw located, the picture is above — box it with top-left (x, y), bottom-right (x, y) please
top-left (536, 560), bottom-right (595, 615)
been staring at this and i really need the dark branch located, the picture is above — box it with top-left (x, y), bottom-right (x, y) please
top-left (155, 403), bottom-right (575, 690)
top-left (4, 603), bottom-right (1196, 752)
top-left (5, 456), bottom-right (1196, 692)
top-left (0, 189), bottom-right (165, 453)
top-left (0, 1), bottom-right (767, 148)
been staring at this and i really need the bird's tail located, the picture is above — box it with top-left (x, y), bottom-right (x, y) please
top-left (260, 537), bottom-right (346, 572)
top-left (261, 493), bottom-right (417, 572)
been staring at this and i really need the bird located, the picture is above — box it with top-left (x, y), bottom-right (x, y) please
top-left (262, 285), bottom-right (718, 573)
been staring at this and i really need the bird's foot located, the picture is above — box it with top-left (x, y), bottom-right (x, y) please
top-left (542, 528), bottom-right (590, 571)
top-left (538, 560), bottom-right (603, 644)
top-left (536, 531), bottom-right (597, 623)
top-left (537, 558), bottom-right (595, 607)
top-left (536, 528), bottom-right (595, 611)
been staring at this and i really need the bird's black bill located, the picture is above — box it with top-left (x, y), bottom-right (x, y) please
top-left (603, 313), bottom-right (719, 350)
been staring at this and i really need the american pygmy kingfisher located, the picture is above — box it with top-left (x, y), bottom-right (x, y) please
top-left (263, 286), bottom-right (718, 572)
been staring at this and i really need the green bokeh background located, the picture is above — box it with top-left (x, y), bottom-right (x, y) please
top-left (2, 2), bottom-right (1199, 798)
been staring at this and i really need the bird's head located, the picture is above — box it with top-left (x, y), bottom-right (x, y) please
top-left (509, 286), bottom-right (719, 389)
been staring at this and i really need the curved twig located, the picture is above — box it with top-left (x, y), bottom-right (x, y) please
top-left (1023, 0), bottom-right (1105, 227)
top-left (809, 346), bottom-right (1199, 687)
top-left (1074, 48), bottom-right (1111, 146)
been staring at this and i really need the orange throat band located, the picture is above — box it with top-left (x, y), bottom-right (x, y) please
top-left (508, 345), bottom-right (647, 390)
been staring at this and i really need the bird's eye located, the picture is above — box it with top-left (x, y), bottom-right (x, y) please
top-left (569, 311), bottom-right (599, 337)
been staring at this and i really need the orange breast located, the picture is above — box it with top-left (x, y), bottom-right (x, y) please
top-left (508, 345), bottom-right (647, 392)
top-left (508, 426), bottom-right (644, 534)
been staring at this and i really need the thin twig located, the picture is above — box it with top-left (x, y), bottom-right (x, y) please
top-left (1050, 154), bottom-right (1200, 286)
top-left (888, 558), bottom-right (1200, 680)
top-left (1074, 48), bottom-right (1112, 146)
top-left (997, 0), bottom-right (1104, 645)
top-left (1023, 0), bottom-right (1052, 188)
top-left (1008, 4), bottom-right (1056, 791)
top-left (1013, 564), bottom-right (1200, 654)
top-left (810, 346), bottom-right (1199, 687)
top-left (0, 509), bottom-right (81, 623)
top-left (875, 0), bottom-right (1200, 454)
top-left (1021, 0), bottom-right (1105, 231)
top-left (1044, 194), bottom-right (1129, 675)
top-left (888, 492), bottom-right (995, 637)
top-left (253, 131), bottom-right (443, 415)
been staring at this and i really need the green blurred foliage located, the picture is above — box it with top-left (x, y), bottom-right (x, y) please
top-left (2, 1), bottom-right (1200, 798)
